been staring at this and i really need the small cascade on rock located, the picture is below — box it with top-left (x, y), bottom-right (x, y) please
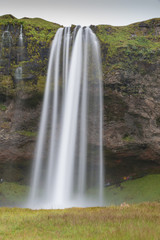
top-left (19, 25), bottom-right (23, 48)
top-left (2, 25), bottom-right (12, 48)
top-left (18, 25), bottom-right (24, 61)
top-left (0, 26), bottom-right (12, 73)
top-left (28, 26), bottom-right (104, 209)
top-left (15, 25), bottom-right (24, 82)
top-left (14, 66), bottom-right (22, 82)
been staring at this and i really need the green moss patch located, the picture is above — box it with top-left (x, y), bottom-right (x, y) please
top-left (122, 134), bottom-right (134, 142)
top-left (0, 104), bottom-right (7, 111)
top-left (17, 130), bottom-right (37, 137)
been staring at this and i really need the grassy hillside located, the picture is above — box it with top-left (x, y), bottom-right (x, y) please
top-left (95, 18), bottom-right (160, 76)
top-left (105, 174), bottom-right (160, 205)
top-left (1, 174), bottom-right (160, 207)
top-left (0, 14), bottom-right (61, 43)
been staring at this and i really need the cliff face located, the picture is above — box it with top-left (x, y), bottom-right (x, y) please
top-left (94, 19), bottom-right (160, 181)
top-left (0, 15), bottom-right (160, 183)
top-left (0, 15), bottom-right (61, 183)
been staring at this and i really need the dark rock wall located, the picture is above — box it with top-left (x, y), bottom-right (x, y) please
top-left (94, 19), bottom-right (160, 182)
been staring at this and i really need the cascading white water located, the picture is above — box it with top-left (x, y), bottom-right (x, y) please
top-left (15, 25), bottom-right (24, 81)
top-left (28, 26), bottom-right (104, 209)
top-left (19, 25), bottom-right (23, 48)
top-left (2, 26), bottom-right (12, 48)
top-left (0, 26), bottom-right (12, 72)
top-left (14, 66), bottom-right (22, 81)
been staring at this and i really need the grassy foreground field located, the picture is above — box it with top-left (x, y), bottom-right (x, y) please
top-left (0, 175), bottom-right (160, 239)
top-left (0, 203), bottom-right (160, 240)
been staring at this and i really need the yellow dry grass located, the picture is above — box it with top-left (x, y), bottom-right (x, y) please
top-left (0, 202), bottom-right (160, 240)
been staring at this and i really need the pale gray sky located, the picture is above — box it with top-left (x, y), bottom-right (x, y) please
top-left (0, 0), bottom-right (160, 26)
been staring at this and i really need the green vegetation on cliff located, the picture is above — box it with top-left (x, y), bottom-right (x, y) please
top-left (0, 15), bottom-right (159, 99)
top-left (0, 14), bottom-right (61, 43)
top-left (0, 14), bottom-right (61, 99)
top-left (95, 18), bottom-right (160, 75)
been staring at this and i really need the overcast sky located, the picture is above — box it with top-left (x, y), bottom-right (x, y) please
top-left (0, 0), bottom-right (160, 26)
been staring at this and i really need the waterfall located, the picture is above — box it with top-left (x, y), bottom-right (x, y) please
top-left (28, 26), bottom-right (104, 209)
top-left (19, 25), bottom-right (23, 48)
top-left (18, 25), bottom-right (24, 62)
top-left (2, 26), bottom-right (12, 48)
top-left (14, 66), bottom-right (22, 81)
top-left (15, 25), bottom-right (24, 81)
top-left (0, 26), bottom-right (12, 73)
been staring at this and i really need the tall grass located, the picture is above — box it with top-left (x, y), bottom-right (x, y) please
top-left (0, 203), bottom-right (160, 239)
